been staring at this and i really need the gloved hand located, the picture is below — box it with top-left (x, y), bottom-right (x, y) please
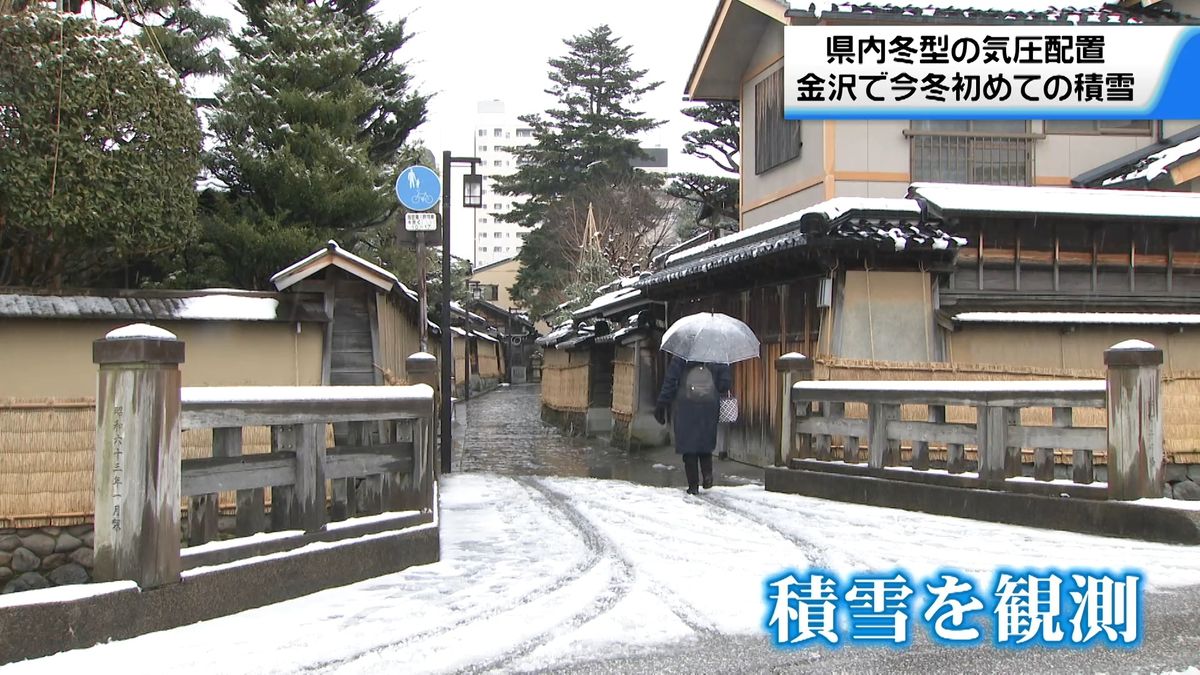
top-left (654, 404), bottom-right (668, 425)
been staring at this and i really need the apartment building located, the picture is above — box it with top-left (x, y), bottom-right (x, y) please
top-left (472, 100), bottom-right (537, 268)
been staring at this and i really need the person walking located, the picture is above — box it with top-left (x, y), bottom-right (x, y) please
top-left (655, 355), bottom-right (733, 495)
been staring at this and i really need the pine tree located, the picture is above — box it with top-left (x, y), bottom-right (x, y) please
top-left (181, 0), bottom-right (428, 288)
top-left (666, 101), bottom-right (740, 236)
top-left (496, 24), bottom-right (664, 317)
top-left (87, 1), bottom-right (229, 79)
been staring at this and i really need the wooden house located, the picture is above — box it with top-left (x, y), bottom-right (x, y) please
top-left (469, 299), bottom-right (540, 384)
top-left (568, 279), bottom-right (668, 450)
top-left (637, 187), bottom-right (1200, 468)
top-left (0, 241), bottom-right (432, 529)
top-left (536, 318), bottom-right (618, 437)
top-left (627, 0), bottom-right (1200, 475)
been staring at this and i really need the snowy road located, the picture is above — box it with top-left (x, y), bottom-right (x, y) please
top-left (5, 473), bottom-right (1200, 674)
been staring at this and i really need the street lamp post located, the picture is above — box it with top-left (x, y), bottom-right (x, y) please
top-left (440, 151), bottom-right (482, 475)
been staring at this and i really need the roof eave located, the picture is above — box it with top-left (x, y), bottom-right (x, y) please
top-left (686, 0), bottom-right (789, 101)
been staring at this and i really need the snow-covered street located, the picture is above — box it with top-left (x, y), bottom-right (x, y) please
top-left (5, 472), bottom-right (1200, 674)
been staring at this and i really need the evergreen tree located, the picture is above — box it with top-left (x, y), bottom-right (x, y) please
top-left (666, 101), bottom-right (740, 236)
top-left (177, 0), bottom-right (427, 288)
top-left (496, 24), bottom-right (664, 317)
top-left (91, 1), bottom-right (229, 79)
top-left (0, 7), bottom-right (201, 289)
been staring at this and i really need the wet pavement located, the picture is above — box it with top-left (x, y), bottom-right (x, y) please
top-left (450, 384), bottom-right (763, 491)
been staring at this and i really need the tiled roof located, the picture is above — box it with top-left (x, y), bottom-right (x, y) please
top-left (1074, 125), bottom-right (1200, 188)
top-left (786, 2), bottom-right (1192, 24)
top-left (637, 199), bottom-right (960, 289)
top-left (1100, 137), bottom-right (1200, 188)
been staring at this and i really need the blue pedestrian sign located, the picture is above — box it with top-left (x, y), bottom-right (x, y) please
top-left (395, 165), bottom-right (441, 212)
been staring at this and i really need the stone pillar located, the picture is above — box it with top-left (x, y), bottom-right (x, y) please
top-left (405, 352), bottom-right (438, 510)
top-left (776, 353), bottom-right (813, 467)
top-left (92, 324), bottom-right (184, 588)
top-left (1105, 339), bottom-right (1165, 500)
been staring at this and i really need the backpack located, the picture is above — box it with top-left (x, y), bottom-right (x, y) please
top-left (682, 363), bottom-right (717, 402)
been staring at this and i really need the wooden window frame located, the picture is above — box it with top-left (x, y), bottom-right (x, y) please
top-left (754, 68), bottom-right (802, 175)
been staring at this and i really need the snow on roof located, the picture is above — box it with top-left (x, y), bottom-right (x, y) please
top-left (666, 198), bottom-right (922, 266)
top-left (535, 322), bottom-right (575, 347)
top-left (953, 312), bottom-right (1200, 326)
top-left (1100, 137), bottom-right (1200, 188)
top-left (911, 183), bottom-right (1200, 220)
top-left (270, 241), bottom-right (399, 293)
top-left (789, 1), bottom-right (1182, 23)
top-left (572, 286), bottom-right (642, 319)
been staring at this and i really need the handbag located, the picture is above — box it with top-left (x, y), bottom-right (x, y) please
top-left (719, 394), bottom-right (739, 423)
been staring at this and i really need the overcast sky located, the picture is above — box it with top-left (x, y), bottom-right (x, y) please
top-left (391, 0), bottom-right (721, 174)
top-left (191, 0), bottom-right (1078, 260)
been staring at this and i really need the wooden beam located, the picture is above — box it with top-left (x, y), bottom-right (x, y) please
top-left (181, 387), bottom-right (434, 430)
top-left (325, 442), bottom-right (415, 480)
top-left (182, 453), bottom-right (296, 497)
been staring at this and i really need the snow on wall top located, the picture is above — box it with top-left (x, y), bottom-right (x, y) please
top-left (912, 183), bottom-right (1200, 220)
top-left (174, 294), bottom-right (281, 321)
top-left (1101, 137), bottom-right (1200, 188)
top-left (105, 324), bottom-right (178, 340)
top-left (0, 292), bottom-right (319, 323)
top-left (953, 312), bottom-right (1200, 325)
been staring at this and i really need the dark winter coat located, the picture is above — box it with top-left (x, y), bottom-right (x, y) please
top-left (656, 356), bottom-right (732, 456)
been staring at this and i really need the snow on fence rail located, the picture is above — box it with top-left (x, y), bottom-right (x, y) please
top-left (179, 384), bottom-right (435, 545)
top-left (776, 341), bottom-right (1165, 501)
top-left (91, 324), bottom-right (438, 590)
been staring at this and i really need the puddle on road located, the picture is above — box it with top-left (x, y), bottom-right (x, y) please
top-left (449, 385), bottom-right (762, 491)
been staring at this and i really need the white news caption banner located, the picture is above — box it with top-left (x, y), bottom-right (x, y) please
top-left (783, 25), bottom-right (1200, 119)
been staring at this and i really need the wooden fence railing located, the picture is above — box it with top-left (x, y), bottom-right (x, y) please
top-left (91, 324), bottom-right (437, 589)
top-left (180, 385), bottom-right (435, 543)
top-left (776, 341), bottom-right (1165, 501)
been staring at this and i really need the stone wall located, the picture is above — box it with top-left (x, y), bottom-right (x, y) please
top-left (0, 525), bottom-right (94, 594)
top-left (1165, 464), bottom-right (1200, 500)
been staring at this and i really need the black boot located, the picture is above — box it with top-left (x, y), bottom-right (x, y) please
top-left (700, 453), bottom-right (714, 490)
top-left (683, 454), bottom-right (700, 495)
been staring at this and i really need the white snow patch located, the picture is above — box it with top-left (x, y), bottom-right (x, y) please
top-left (175, 294), bottom-right (280, 321)
top-left (181, 384), bottom-right (434, 405)
top-left (573, 286), bottom-right (641, 318)
top-left (183, 524), bottom-right (436, 578)
top-left (7, 475), bottom-right (1200, 674)
top-left (182, 529), bottom-right (303, 556)
top-left (793, 379), bottom-right (1105, 394)
top-left (325, 510), bottom-right (422, 531)
top-left (1102, 136), bottom-right (1200, 187)
top-left (105, 323), bottom-right (177, 340)
top-left (1111, 338), bottom-right (1160, 350)
top-left (1131, 497), bottom-right (1200, 512)
top-left (955, 312), bottom-right (1200, 326)
top-left (0, 580), bottom-right (138, 609)
top-left (912, 182), bottom-right (1200, 220)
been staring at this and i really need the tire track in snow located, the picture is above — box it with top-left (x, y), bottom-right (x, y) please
top-left (699, 491), bottom-right (838, 570)
top-left (460, 476), bottom-right (642, 673)
top-left (517, 478), bottom-right (719, 638)
top-left (300, 476), bottom-right (611, 673)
